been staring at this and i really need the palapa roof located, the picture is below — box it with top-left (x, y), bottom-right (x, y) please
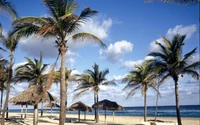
top-left (9, 85), bottom-right (59, 105)
top-left (67, 101), bottom-right (92, 112)
top-left (92, 99), bottom-right (124, 111)
top-left (44, 103), bottom-right (60, 108)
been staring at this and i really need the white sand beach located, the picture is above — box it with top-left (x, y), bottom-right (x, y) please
top-left (3, 113), bottom-right (200, 125)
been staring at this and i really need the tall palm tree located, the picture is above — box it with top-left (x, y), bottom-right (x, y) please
top-left (74, 63), bottom-right (116, 123)
top-left (0, 0), bottom-right (17, 19)
top-left (53, 67), bottom-right (77, 109)
top-left (0, 57), bottom-right (8, 115)
top-left (0, 24), bottom-right (20, 125)
top-left (122, 62), bottom-right (157, 122)
top-left (11, 1), bottom-right (106, 124)
top-left (13, 53), bottom-right (48, 118)
top-left (148, 34), bottom-right (200, 125)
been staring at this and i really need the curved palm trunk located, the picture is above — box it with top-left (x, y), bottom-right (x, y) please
top-left (1, 53), bottom-right (13, 125)
top-left (59, 45), bottom-right (67, 125)
top-left (174, 80), bottom-right (182, 125)
top-left (144, 91), bottom-right (147, 122)
top-left (0, 89), bottom-right (3, 114)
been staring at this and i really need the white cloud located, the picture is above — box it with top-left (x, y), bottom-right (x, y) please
top-left (80, 18), bottom-right (112, 39)
top-left (166, 24), bottom-right (197, 39)
top-left (100, 40), bottom-right (133, 62)
top-left (121, 56), bottom-right (154, 70)
top-left (67, 17), bottom-right (112, 49)
top-left (149, 25), bottom-right (197, 52)
top-left (122, 60), bottom-right (143, 69)
top-left (20, 36), bottom-right (58, 58)
top-left (65, 50), bottom-right (79, 67)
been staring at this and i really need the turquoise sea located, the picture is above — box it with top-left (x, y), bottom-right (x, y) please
top-left (9, 105), bottom-right (200, 118)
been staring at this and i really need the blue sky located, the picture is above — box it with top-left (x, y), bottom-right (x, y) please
top-left (0, 0), bottom-right (199, 108)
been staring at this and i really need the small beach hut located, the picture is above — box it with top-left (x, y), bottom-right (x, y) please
top-left (67, 101), bottom-right (92, 122)
top-left (92, 99), bottom-right (124, 123)
top-left (44, 103), bottom-right (60, 117)
top-left (8, 85), bottom-right (59, 125)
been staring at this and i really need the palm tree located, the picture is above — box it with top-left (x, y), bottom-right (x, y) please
top-left (122, 62), bottom-right (157, 122)
top-left (74, 63), bottom-right (116, 123)
top-left (13, 53), bottom-right (49, 117)
top-left (148, 34), bottom-right (200, 125)
top-left (14, 53), bottom-right (48, 87)
top-left (0, 24), bottom-right (20, 125)
top-left (53, 67), bottom-right (77, 109)
top-left (11, 1), bottom-right (106, 124)
top-left (0, 0), bottom-right (17, 19)
top-left (0, 57), bottom-right (8, 115)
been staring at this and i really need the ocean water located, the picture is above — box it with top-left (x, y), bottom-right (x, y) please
top-left (9, 105), bottom-right (200, 118)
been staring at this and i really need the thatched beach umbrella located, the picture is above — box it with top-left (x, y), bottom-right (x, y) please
top-left (92, 99), bottom-right (124, 123)
top-left (44, 103), bottom-right (60, 117)
top-left (8, 85), bottom-right (59, 125)
top-left (67, 101), bottom-right (92, 122)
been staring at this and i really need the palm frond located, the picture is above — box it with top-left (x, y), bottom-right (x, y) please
top-left (70, 32), bottom-right (107, 48)
top-left (0, 0), bottom-right (18, 19)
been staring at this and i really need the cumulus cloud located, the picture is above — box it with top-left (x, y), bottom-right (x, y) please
top-left (166, 25), bottom-right (197, 39)
top-left (80, 18), bottom-right (112, 39)
top-left (100, 40), bottom-right (133, 62)
top-left (66, 17), bottom-right (112, 49)
top-left (122, 56), bottom-right (154, 70)
top-left (122, 60), bottom-right (143, 69)
top-left (149, 24), bottom-right (197, 52)
top-left (65, 50), bottom-right (79, 67)
top-left (20, 36), bottom-right (58, 58)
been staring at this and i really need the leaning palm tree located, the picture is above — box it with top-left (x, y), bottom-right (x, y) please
top-left (74, 63), bottom-right (116, 123)
top-left (122, 62), bottom-right (157, 122)
top-left (0, 24), bottom-right (20, 125)
top-left (148, 34), bottom-right (200, 125)
top-left (53, 67), bottom-right (77, 109)
top-left (11, 1), bottom-right (106, 124)
top-left (13, 53), bottom-right (49, 117)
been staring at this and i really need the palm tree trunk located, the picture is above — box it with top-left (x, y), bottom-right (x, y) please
top-left (0, 89), bottom-right (3, 114)
top-left (65, 82), bottom-right (68, 110)
top-left (1, 53), bottom-right (13, 125)
top-left (155, 85), bottom-right (159, 121)
top-left (94, 93), bottom-right (97, 121)
top-left (96, 91), bottom-right (99, 123)
top-left (59, 45), bottom-right (67, 125)
top-left (34, 104), bottom-right (38, 125)
top-left (175, 80), bottom-right (182, 125)
top-left (144, 90), bottom-right (147, 122)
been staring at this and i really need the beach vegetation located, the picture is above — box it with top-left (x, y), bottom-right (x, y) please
top-left (11, 0), bottom-right (106, 124)
top-left (74, 63), bottom-right (116, 123)
top-left (148, 34), bottom-right (200, 125)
